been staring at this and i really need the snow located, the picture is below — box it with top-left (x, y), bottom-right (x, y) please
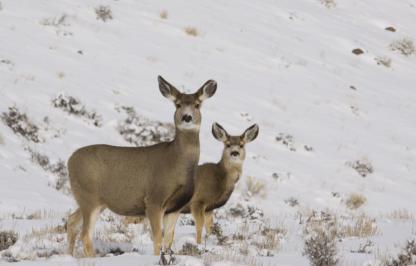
top-left (1, 0), bottom-right (416, 265)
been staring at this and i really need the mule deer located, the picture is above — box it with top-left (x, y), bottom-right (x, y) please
top-left (67, 76), bottom-right (217, 256)
top-left (163, 122), bottom-right (259, 247)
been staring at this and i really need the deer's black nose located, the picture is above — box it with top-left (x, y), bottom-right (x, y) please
top-left (231, 151), bottom-right (240, 157)
top-left (182, 115), bottom-right (192, 123)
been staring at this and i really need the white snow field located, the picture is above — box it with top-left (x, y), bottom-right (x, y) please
top-left (1, 0), bottom-right (416, 265)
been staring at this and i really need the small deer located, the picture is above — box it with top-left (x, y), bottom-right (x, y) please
top-left (163, 122), bottom-right (259, 247)
top-left (66, 76), bottom-right (216, 256)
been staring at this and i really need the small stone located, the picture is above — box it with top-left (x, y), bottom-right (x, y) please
top-left (385, 26), bottom-right (396, 32)
top-left (352, 48), bottom-right (364, 55)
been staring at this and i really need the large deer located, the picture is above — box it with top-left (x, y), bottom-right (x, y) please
top-left (163, 122), bottom-right (259, 248)
top-left (66, 76), bottom-right (217, 256)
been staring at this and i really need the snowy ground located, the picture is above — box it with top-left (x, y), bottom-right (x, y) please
top-left (1, 0), bottom-right (416, 265)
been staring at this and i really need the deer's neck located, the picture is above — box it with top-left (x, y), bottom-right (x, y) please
top-left (218, 158), bottom-right (243, 183)
top-left (172, 129), bottom-right (200, 158)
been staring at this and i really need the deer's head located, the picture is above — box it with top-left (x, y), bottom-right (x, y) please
top-left (212, 123), bottom-right (259, 165)
top-left (158, 76), bottom-right (217, 132)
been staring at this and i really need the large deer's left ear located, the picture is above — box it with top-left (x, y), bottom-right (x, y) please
top-left (241, 124), bottom-right (259, 143)
top-left (196, 80), bottom-right (217, 101)
top-left (158, 75), bottom-right (181, 102)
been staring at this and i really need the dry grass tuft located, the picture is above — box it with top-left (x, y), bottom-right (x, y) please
top-left (341, 214), bottom-right (378, 238)
top-left (160, 10), bottom-right (168, 19)
top-left (345, 193), bottom-right (366, 209)
top-left (203, 251), bottom-right (262, 266)
top-left (320, 0), bottom-right (336, 8)
top-left (245, 176), bottom-right (267, 198)
top-left (0, 132), bottom-right (4, 145)
top-left (184, 27), bottom-right (198, 37)
top-left (385, 209), bottom-right (414, 220)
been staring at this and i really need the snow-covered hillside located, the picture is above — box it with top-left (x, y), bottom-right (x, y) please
top-left (1, 0), bottom-right (416, 265)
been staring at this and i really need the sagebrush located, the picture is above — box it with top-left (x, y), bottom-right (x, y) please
top-left (1, 106), bottom-right (42, 143)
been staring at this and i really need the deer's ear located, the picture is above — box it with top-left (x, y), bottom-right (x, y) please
top-left (242, 124), bottom-right (259, 143)
top-left (158, 75), bottom-right (180, 101)
top-left (212, 122), bottom-right (229, 142)
top-left (197, 80), bottom-right (217, 101)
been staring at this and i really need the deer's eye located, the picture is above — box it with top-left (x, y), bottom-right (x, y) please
top-left (226, 144), bottom-right (231, 148)
top-left (239, 145), bottom-right (244, 148)
top-left (195, 103), bottom-right (200, 108)
top-left (175, 103), bottom-right (182, 108)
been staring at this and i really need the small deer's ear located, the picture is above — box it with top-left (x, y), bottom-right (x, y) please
top-left (242, 124), bottom-right (259, 143)
top-left (158, 75), bottom-right (180, 101)
top-left (212, 122), bottom-right (229, 142)
top-left (197, 80), bottom-right (217, 101)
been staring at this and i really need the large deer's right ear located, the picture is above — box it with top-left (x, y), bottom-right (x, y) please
top-left (212, 122), bottom-right (229, 142)
top-left (197, 80), bottom-right (217, 101)
top-left (158, 75), bottom-right (180, 101)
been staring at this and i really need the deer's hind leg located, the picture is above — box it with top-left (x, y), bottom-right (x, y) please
top-left (67, 208), bottom-right (82, 255)
top-left (79, 204), bottom-right (103, 257)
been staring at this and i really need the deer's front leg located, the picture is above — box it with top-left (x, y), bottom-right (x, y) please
top-left (204, 211), bottom-right (214, 236)
top-left (146, 204), bottom-right (164, 255)
top-left (191, 202), bottom-right (205, 244)
top-left (163, 211), bottom-right (180, 249)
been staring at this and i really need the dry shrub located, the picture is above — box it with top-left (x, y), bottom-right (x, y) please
top-left (375, 56), bottom-right (392, 67)
top-left (160, 10), bottom-right (168, 19)
top-left (117, 106), bottom-right (174, 147)
top-left (52, 93), bottom-right (102, 127)
top-left (177, 242), bottom-right (205, 256)
top-left (27, 148), bottom-right (69, 193)
top-left (95, 5), bottom-right (113, 21)
top-left (245, 176), bottom-right (266, 198)
top-left (0, 231), bottom-right (18, 251)
top-left (275, 133), bottom-right (296, 151)
top-left (347, 159), bottom-right (374, 177)
top-left (184, 27), bottom-right (198, 37)
top-left (320, 0), bottom-right (336, 8)
top-left (345, 193), bottom-right (366, 209)
top-left (1, 106), bottom-right (42, 143)
top-left (390, 38), bottom-right (415, 56)
top-left (386, 239), bottom-right (416, 266)
top-left (253, 224), bottom-right (286, 254)
top-left (302, 211), bottom-right (339, 266)
top-left (285, 197), bottom-right (299, 207)
top-left (40, 14), bottom-right (69, 27)
top-left (303, 227), bottom-right (339, 266)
